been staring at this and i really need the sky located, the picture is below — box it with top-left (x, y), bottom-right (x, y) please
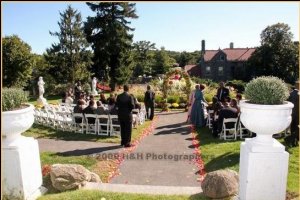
top-left (2, 2), bottom-right (299, 55)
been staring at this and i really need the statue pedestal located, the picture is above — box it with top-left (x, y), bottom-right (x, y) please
top-left (91, 90), bottom-right (98, 95)
top-left (239, 138), bottom-right (289, 200)
top-left (2, 136), bottom-right (47, 199)
top-left (37, 97), bottom-right (48, 107)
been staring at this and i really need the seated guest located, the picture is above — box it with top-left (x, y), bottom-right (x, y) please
top-left (88, 95), bottom-right (97, 108)
top-left (83, 100), bottom-right (97, 124)
top-left (73, 99), bottom-right (86, 123)
top-left (100, 93), bottom-right (108, 104)
top-left (212, 101), bottom-right (239, 137)
top-left (65, 93), bottom-right (74, 105)
top-left (230, 99), bottom-right (240, 114)
top-left (95, 101), bottom-right (108, 115)
top-left (236, 93), bottom-right (242, 106)
top-left (79, 93), bottom-right (87, 105)
top-left (208, 96), bottom-right (223, 116)
top-left (131, 94), bottom-right (141, 111)
top-left (109, 105), bottom-right (118, 115)
top-left (107, 93), bottom-right (116, 111)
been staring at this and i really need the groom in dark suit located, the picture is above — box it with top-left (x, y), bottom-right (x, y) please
top-left (144, 85), bottom-right (155, 120)
top-left (216, 82), bottom-right (230, 103)
top-left (116, 85), bottom-right (135, 147)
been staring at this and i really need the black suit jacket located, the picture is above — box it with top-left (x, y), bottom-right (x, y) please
top-left (116, 92), bottom-right (135, 121)
top-left (144, 90), bottom-right (155, 106)
top-left (217, 107), bottom-right (238, 130)
top-left (288, 89), bottom-right (299, 120)
top-left (217, 87), bottom-right (230, 102)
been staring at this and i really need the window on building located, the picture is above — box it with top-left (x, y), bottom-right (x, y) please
top-left (206, 66), bottom-right (211, 74)
top-left (220, 55), bottom-right (225, 61)
top-left (218, 66), bottom-right (224, 75)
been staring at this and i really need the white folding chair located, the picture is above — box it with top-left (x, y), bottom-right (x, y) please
top-left (220, 118), bottom-right (238, 140)
top-left (72, 113), bottom-right (85, 134)
top-left (97, 115), bottom-right (110, 136)
top-left (84, 114), bottom-right (98, 135)
top-left (238, 120), bottom-right (252, 139)
top-left (109, 115), bottom-right (121, 136)
top-left (206, 110), bottom-right (214, 129)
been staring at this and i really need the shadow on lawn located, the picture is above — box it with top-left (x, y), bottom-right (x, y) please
top-left (57, 145), bottom-right (122, 156)
top-left (27, 124), bottom-right (119, 142)
top-left (203, 152), bottom-right (240, 173)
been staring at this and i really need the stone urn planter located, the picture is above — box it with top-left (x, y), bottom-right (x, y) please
top-left (2, 102), bottom-right (45, 199)
top-left (2, 103), bottom-right (34, 146)
top-left (240, 100), bottom-right (293, 146)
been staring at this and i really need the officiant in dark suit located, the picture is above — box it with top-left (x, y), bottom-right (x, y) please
top-left (144, 85), bottom-right (155, 120)
top-left (116, 85), bottom-right (135, 147)
top-left (216, 81), bottom-right (230, 103)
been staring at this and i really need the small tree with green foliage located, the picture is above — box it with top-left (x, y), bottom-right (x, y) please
top-left (3, 35), bottom-right (34, 88)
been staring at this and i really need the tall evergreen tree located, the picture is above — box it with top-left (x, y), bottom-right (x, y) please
top-left (84, 2), bottom-right (138, 90)
top-left (45, 5), bottom-right (92, 84)
top-left (152, 47), bottom-right (176, 75)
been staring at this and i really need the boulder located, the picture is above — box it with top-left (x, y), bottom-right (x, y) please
top-left (201, 169), bottom-right (239, 199)
top-left (50, 164), bottom-right (101, 191)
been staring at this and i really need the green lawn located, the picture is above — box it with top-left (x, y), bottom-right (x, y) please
top-left (37, 190), bottom-right (207, 200)
top-left (23, 120), bottom-right (152, 143)
top-left (196, 127), bottom-right (299, 194)
top-left (28, 95), bottom-right (62, 106)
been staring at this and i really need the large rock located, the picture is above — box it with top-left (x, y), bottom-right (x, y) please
top-left (50, 164), bottom-right (101, 191)
top-left (201, 169), bottom-right (239, 199)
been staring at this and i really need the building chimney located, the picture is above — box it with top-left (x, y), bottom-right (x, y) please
top-left (201, 40), bottom-right (205, 53)
top-left (230, 42), bottom-right (234, 49)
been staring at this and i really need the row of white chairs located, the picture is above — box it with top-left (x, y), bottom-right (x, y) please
top-left (33, 107), bottom-right (147, 136)
top-left (205, 110), bottom-right (252, 140)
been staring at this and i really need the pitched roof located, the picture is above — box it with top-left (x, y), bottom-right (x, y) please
top-left (184, 65), bottom-right (201, 76)
top-left (203, 48), bottom-right (255, 62)
top-left (203, 50), bottom-right (219, 61)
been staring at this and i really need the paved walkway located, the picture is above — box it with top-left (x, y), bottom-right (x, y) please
top-left (111, 111), bottom-right (201, 186)
top-left (38, 111), bottom-right (202, 187)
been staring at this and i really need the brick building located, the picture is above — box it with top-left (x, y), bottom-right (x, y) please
top-left (184, 40), bottom-right (256, 81)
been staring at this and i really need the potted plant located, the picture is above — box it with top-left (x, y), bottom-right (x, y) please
top-left (2, 87), bottom-right (34, 145)
top-left (239, 76), bottom-right (293, 145)
top-left (2, 88), bottom-right (44, 200)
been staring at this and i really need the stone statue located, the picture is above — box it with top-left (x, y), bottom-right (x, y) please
top-left (91, 77), bottom-right (98, 95)
top-left (37, 76), bottom-right (48, 106)
top-left (38, 76), bottom-right (45, 98)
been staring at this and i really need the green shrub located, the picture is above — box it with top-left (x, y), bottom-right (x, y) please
top-left (244, 76), bottom-right (289, 105)
top-left (178, 96), bottom-right (188, 103)
top-left (204, 93), bottom-right (214, 103)
top-left (136, 94), bottom-right (144, 102)
top-left (2, 88), bottom-right (28, 111)
top-left (155, 95), bottom-right (163, 103)
top-left (167, 95), bottom-right (179, 104)
top-left (82, 83), bottom-right (91, 94)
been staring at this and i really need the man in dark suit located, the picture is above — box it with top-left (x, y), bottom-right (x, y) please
top-left (216, 82), bottom-right (230, 103)
top-left (287, 82), bottom-right (299, 146)
top-left (212, 101), bottom-right (238, 137)
top-left (144, 85), bottom-right (155, 120)
top-left (116, 85), bottom-right (135, 147)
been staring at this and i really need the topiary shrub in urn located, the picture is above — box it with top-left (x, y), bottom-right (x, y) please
top-left (240, 76), bottom-right (293, 145)
top-left (2, 88), bottom-right (35, 144)
top-left (2, 88), bottom-right (45, 199)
